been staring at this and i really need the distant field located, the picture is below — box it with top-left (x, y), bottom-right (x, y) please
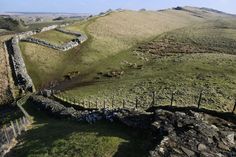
top-left (32, 30), bottom-right (76, 45)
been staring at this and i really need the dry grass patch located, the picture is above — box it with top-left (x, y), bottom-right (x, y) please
top-left (0, 35), bottom-right (14, 104)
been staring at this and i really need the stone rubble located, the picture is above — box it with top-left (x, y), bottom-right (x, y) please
top-left (150, 109), bottom-right (236, 157)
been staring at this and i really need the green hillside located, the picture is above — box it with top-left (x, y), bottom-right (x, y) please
top-left (19, 7), bottom-right (236, 111)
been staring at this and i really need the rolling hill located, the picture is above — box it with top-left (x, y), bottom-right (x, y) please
top-left (19, 7), bottom-right (236, 111)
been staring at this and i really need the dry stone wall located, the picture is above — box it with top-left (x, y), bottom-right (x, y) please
top-left (9, 37), bottom-right (34, 92)
top-left (28, 95), bottom-right (236, 157)
top-left (6, 24), bottom-right (87, 92)
top-left (40, 25), bottom-right (58, 32)
top-left (15, 25), bottom-right (59, 40)
top-left (29, 95), bottom-right (152, 127)
top-left (55, 28), bottom-right (88, 43)
top-left (21, 37), bottom-right (80, 51)
top-left (6, 25), bottom-right (65, 92)
top-left (22, 28), bottom-right (88, 51)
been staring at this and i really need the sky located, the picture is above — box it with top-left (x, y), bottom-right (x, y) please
top-left (0, 0), bottom-right (236, 14)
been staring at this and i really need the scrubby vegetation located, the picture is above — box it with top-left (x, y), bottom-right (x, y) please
top-left (0, 17), bottom-right (26, 32)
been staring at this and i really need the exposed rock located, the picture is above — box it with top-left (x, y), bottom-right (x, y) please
top-left (181, 146), bottom-right (195, 157)
top-left (197, 143), bottom-right (207, 151)
top-left (41, 89), bottom-right (52, 97)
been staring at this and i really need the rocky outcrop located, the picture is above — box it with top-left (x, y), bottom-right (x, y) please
top-left (8, 37), bottom-right (34, 92)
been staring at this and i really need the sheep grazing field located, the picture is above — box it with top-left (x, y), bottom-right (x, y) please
top-left (18, 8), bottom-right (236, 111)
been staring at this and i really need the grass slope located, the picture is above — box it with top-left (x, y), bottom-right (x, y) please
top-left (61, 18), bottom-right (236, 112)
top-left (20, 8), bottom-right (215, 88)
top-left (19, 8), bottom-right (236, 111)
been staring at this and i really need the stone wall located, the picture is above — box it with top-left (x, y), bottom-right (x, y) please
top-left (22, 37), bottom-right (80, 51)
top-left (14, 25), bottom-right (59, 40)
top-left (29, 95), bottom-right (152, 128)
top-left (28, 95), bottom-right (236, 157)
top-left (9, 37), bottom-right (34, 92)
top-left (40, 25), bottom-right (58, 32)
top-left (56, 28), bottom-right (88, 43)
top-left (5, 24), bottom-right (80, 93)
top-left (16, 25), bottom-right (87, 52)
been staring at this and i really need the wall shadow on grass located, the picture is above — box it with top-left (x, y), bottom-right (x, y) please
top-left (5, 101), bottom-right (153, 157)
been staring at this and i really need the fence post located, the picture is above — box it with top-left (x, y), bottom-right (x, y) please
top-left (103, 99), bottom-right (106, 109)
top-left (20, 117), bottom-right (27, 131)
top-left (89, 101), bottom-right (91, 108)
top-left (232, 100), bottom-right (236, 114)
top-left (15, 119), bottom-right (21, 135)
top-left (170, 92), bottom-right (174, 107)
top-left (3, 125), bottom-right (10, 144)
top-left (112, 98), bottom-right (114, 108)
top-left (10, 121), bottom-right (17, 138)
top-left (197, 91), bottom-right (203, 109)
top-left (152, 91), bottom-right (156, 107)
top-left (96, 100), bottom-right (98, 109)
top-left (135, 97), bottom-right (138, 109)
top-left (123, 99), bottom-right (126, 108)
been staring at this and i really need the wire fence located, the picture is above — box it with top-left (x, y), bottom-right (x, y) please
top-left (0, 95), bottom-right (32, 157)
top-left (53, 91), bottom-right (236, 114)
top-left (0, 116), bottom-right (31, 156)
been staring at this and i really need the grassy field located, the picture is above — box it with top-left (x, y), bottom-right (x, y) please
top-left (59, 16), bottom-right (236, 112)
top-left (6, 101), bottom-right (152, 157)
top-left (19, 8), bottom-right (218, 88)
top-left (32, 30), bottom-right (76, 45)
top-left (61, 53), bottom-right (236, 111)
top-left (19, 8), bottom-right (236, 111)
